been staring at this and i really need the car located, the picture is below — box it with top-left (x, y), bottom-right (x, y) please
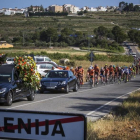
top-left (131, 52), bottom-right (136, 57)
top-left (34, 56), bottom-right (52, 63)
top-left (40, 70), bottom-right (78, 93)
top-left (6, 58), bottom-right (14, 64)
top-left (127, 46), bottom-right (130, 49)
top-left (129, 49), bottom-right (133, 55)
top-left (36, 62), bottom-right (64, 77)
top-left (0, 64), bottom-right (35, 106)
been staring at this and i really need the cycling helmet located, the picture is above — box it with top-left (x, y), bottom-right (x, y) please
top-left (95, 64), bottom-right (97, 67)
top-left (70, 67), bottom-right (73, 70)
top-left (113, 65), bottom-right (115, 68)
top-left (78, 66), bottom-right (82, 69)
top-left (89, 67), bottom-right (92, 70)
top-left (118, 67), bottom-right (121, 69)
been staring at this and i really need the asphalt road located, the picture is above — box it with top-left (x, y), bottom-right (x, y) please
top-left (125, 42), bottom-right (140, 57)
top-left (0, 75), bottom-right (140, 122)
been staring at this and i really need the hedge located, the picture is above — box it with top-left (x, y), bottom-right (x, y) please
top-left (5, 51), bottom-right (134, 63)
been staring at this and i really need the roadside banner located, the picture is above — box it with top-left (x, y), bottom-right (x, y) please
top-left (0, 109), bottom-right (86, 140)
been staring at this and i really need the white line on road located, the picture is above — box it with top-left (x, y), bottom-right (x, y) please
top-left (8, 84), bottom-right (113, 109)
top-left (87, 88), bottom-right (140, 116)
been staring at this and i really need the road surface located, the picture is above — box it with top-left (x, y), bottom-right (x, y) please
top-left (125, 42), bottom-right (140, 57)
top-left (0, 76), bottom-right (140, 122)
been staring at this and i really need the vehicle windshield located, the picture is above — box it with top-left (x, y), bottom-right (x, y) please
top-left (46, 71), bottom-right (68, 78)
top-left (36, 58), bottom-right (44, 62)
top-left (0, 73), bottom-right (12, 83)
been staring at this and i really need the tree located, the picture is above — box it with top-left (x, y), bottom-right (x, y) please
top-left (94, 26), bottom-right (108, 39)
top-left (106, 30), bottom-right (114, 40)
top-left (78, 11), bottom-right (84, 15)
top-left (119, 1), bottom-right (126, 8)
top-left (32, 32), bottom-right (40, 41)
top-left (28, 5), bottom-right (33, 11)
top-left (129, 3), bottom-right (134, 11)
top-left (134, 5), bottom-right (140, 11)
top-left (40, 5), bottom-right (44, 11)
top-left (128, 30), bottom-right (137, 42)
top-left (61, 28), bottom-right (73, 35)
top-left (40, 28), bottom-right (58, 42)
top-left (112, 26), bottom-right (127, 43)
top-left (134, 31), bottom-right (140, 44)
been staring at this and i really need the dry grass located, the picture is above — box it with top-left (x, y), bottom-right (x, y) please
top-left (87, 91), bottom-right (140, 140)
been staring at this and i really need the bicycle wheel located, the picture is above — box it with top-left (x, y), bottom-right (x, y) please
top-left (89, 78), bottom-right (93, 88)
top-left (77, 78), bottom-right (81, 88)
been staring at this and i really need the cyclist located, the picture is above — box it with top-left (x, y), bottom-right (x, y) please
top-left (63, 66), bottom-right (69, 70)
top-left (94, 64), bottom-right (100, 84)
top-left (100, 67), bottom-right (105, 83)
top-left (132, 64), bottom-right (136, 77)
top-left (70, 67), bottom-right (75, 75)
top-left (109, 64), bottom-right (114, 81)
top-left (113, 65), bottom-right (118, 82)
top-left (77, 66), bottom-right (84, 85)
top-left (123, 66), bottom-right (129, 82)
top-left (88, 66), bottom-right (95, 86)
top-left (86, 67), bottom-right (90, 82)
top-left (104, 64), bottom-right (109, 83)
top-left (118, 67), bottom-right (123, 82)
top-left (75, 67), bottom-right (78, 77)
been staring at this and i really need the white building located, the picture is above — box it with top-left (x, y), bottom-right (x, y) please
top-left (88, 7), bottom-right (97, 12)
top-left (73, 6), bottom-right (80, 13)
top-left (82, 6), bottom-right (88, 11)
top-left (97, 6), bottom-right (107, 11)
top-left (63, 4), bottom-right (79, 13)
top-left (0, 9), bottom-right (3, 13)
top-left (3, 8), bottom-right (26, 15)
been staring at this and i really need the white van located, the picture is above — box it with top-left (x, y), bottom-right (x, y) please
top-left (34, 56), bottom-right (52, 63)
top-left (131, 52), bottom-right (136, 57)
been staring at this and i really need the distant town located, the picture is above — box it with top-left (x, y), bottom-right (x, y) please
top-left (0, 3), bottom-right (140, 16)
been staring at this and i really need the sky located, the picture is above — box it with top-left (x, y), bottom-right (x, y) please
top-left (0, 0), bottom-right (139, 9)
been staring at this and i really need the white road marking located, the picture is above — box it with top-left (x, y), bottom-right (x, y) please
top-left (87, 88), bottom-right (140, 116)
top-left (8, 84), bottom-right (113, 109)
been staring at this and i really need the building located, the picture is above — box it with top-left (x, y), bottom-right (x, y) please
top-left (49, 5), bottom-right (63, 12)
top-left (32, 6), bottom-right (40, 12)
top-left (82, 6), bottom-right (89, 11)
top-left (63, 4), bottom-right (80, 13)
top-left (97, 6), bottom-right (107, 11)
top-left (73, 6), bottom-right (80, 13)
top-left (106, 6), bottom-right (117, 11)
top-left (0, 41), bottom-right (13, 48)
top-left (88, 7), bottom-right (97, 12)
top-left (2, 8), bottom-right (26, 15)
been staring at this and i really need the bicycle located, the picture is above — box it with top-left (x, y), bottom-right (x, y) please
top-left (77, 75), bottom-right (83, 88)
top-left (100, 75), bottom-right (105, 85)
top-left (118, 75), bottom-right (122, 84)
top-left (109, 74), bottom-right (114, 84)
top-left (94, 74), bottom-right (98, 87)
top-left (123, 73), bottom-right (127, 83)
top-left (89, 76), bottom-right (94, 88)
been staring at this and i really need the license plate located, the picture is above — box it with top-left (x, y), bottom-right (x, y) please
top-left (46, 87), bottom-right (55, 89)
